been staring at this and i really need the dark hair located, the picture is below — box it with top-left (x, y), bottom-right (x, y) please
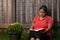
top-left (39, 5), bottom-right (48, 14)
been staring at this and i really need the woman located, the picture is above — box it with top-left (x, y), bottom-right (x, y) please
top-left (29, 5), bottom-right (53, 40)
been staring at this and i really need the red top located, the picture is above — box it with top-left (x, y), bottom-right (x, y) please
top-left (32, 15), bottom-right (53, 36)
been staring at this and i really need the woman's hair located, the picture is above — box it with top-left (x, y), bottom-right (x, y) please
top-left (39, 5), bottom-right (48, 14)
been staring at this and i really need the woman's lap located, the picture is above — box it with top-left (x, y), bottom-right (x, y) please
top-left (29, 30), bottom-right (50, 40)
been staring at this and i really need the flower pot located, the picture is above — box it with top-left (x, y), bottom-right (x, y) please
top-left (9, 32), bottom-right (21, 40)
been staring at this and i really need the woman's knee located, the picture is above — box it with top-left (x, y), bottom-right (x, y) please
top-left (36, 38), bottom-right (40, 40)
top-left (30, 37), bottom-right (35, 40)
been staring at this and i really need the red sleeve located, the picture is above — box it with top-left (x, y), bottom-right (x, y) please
top-left (47, 16), bottom-right (53, 24)
top-left (32, 16), bottom-right (37, 25)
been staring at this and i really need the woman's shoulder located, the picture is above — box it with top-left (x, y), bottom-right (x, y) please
top-left (46, 16), bottom-right (53, 24)
top-left (46, 15), bottom-right (53, 21)
top-left (46, 15), bottom-right (52, 19)
top-left (34, 15), bottom-right (39, 18)
top-left (32, 15), bottom-right (39, 21)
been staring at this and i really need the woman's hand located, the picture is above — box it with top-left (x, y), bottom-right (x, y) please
top-left (43, 23), bottom-right (53, 33)
top-left (29, 25), bottom-right (34, 31)
top-left (29, 28), bottom-right (34, 30)
top-left (43, 29), bottom-right (48, 33)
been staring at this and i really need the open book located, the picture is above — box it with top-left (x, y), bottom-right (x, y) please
top-left (30, 28), bottom-right (44, 31)
top-left (34, 28), bottom-right (44, 31)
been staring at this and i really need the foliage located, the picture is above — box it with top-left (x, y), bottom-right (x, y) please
top-left (8, 22), bottom-right (23, 34)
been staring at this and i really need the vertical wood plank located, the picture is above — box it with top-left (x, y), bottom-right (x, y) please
top-left (0, 0), bottom-right (3, 24)
top-left (3, 0), bottom-right (8, 24)
top-left (51, 0), bottom-right (54, 19)
top-left (57, 0), bottom-right (59, 22)
top-left (8, 0), bottom-right (12, 24)
top-left (59, 0), bottom-right (60, 21)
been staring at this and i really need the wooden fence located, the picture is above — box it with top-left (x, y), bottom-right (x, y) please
top-left (0, 0), bottom-right (60, 28)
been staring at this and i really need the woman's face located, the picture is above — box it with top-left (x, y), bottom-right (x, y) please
top-left (39, 9), bottom-right (46, 17)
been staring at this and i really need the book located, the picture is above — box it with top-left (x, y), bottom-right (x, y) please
top-left (29, 28), bottom-right (44, 31)
top-left (34, 28), bottom-right (44, 31)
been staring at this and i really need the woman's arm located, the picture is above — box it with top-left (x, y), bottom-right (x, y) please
top-left (44, 23), bottom-right (53, 33)
top-left (29, 25), bottom-right (34, 30)
top-left (29, 16), bottom-right (37, 30)
top-left (44, 16), bottom-right (53, 33)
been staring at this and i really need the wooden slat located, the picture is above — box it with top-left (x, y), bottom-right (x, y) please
top-left (8, 0), bottom-right (12, 24)
top-left (0, 24), bottom-right (8, 28)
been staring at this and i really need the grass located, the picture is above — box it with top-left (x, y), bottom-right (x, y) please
top-left (0, 30), bottom-right (29, 40)
top-left (0, 31), bottom-right (9, 40)
top-left (51, 29), bottom-right (60, 40)
top-left (0, 29), bottom-right (60, 40)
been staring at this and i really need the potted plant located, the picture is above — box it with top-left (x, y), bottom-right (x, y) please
top-left (8, 22), bottom-right (23, 40)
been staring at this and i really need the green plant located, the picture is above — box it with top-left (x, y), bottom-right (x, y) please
top-left (57, 22), bottom-right (60, 27)
top-left (8, 22), bottom-right (23, 34)
top-left (20, 30), bottom-right (29, 40)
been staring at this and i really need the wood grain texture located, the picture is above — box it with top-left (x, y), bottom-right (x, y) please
top-left (0, 0), bottom-right (59, 28)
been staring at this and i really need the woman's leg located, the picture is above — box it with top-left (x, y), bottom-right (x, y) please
top-left (30, 37), bottom-right (35, 40)
top-left (29, 30), bottom-right (36, 40)
top-left (40, 33), bottom-right (50, 40)
top-left (36, 38), bottom-right (40, 40)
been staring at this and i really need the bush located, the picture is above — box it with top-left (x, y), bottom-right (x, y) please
top-left (8, 22), bottom-right (23, 34)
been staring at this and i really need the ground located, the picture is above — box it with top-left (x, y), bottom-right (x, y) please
top-left (0, 29), bottom-right (60, 40)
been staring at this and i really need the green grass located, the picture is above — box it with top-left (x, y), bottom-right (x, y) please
top-left (0, 29), bottom-right (60, 40)
top-left (0, 31), bottom-right (9, 40)
top-left (51, 29), bottom-right (60, 40)
top-left (0, 30), bottom-right (29, 40)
